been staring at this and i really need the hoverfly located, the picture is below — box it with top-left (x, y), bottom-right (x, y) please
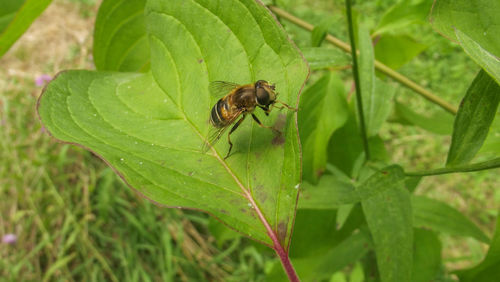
top-left (203, 80), bottom-right (296, 159)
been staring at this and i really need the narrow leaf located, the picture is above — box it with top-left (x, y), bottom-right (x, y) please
top-left (447, 70), bottom-right (500, 166)
top-left (298, 73), bottom-right (349, 183)
top-left (374, 34), bottom-right (427, 70)
top-left (358, 26), bottom-right (394, 137)
top-left (394, 101), bottom-right (453, 135)
top-left (301, 47), bottom-right (350, 70)
top-left (456, 213), bottom-right (500, 282)
top-left (38, 0), bottom-right (308, 251)
top-left (298, 175), bottom-right (358, 209)
top-left (93, 0), bottom-right (149, 72)
top-left (357, 165), bottom-right (413, 282)
top-left (0, 0), bottom-right (52, 57)
top-left (412, 195), bottom-right (489, 243)
top-left (431, 0), bottom-right (500, 58)
top-left (311, 17), bottom-right (335, 47)
top-left (412, 229), bottom-right (442, 282)
top-left (374, 0), bottom-right (433, 36)
top-left (455, 29), bottom-right (500, 86)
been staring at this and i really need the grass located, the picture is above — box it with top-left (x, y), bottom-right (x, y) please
top-left (0, 0), bottom-right (498, 280)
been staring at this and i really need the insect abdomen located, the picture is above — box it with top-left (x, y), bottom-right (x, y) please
top-left (210, 99), bottom-right (230, 127)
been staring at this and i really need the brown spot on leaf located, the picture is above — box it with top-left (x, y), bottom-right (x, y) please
top-left (272, 135), bottom-right (285, 146)
top-left (316, 169), bottom-right (324, 178)
top-left (198, 59), bottom-right (204, 64)
top-left (277, 220), bottom-right (289, 246)
top-left (220, 209), bottom-right (228, 214)
top-left (273, 113), bottom-right (287, 132)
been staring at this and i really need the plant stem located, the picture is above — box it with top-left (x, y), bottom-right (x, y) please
top-left (273, 241), bottom-right (300, 282)
top-left (345, 0), bottom-right (371, 161)
top-left (405, 158), bottom-right (500, 176)
top-left (268, 5), bottom-right (458, 115)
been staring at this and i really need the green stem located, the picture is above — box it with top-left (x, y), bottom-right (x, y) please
top-left (268, 5), bottom-right (458, 115)
top-left (405, 158), bottom-right (500, 176)
top-left (345, 0), bottom-right (370, 161)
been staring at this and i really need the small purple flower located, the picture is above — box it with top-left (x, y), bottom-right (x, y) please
top-left (35, 74), bottom-right (52, 87)
top-left (2, 233), bottom-right (17, 244)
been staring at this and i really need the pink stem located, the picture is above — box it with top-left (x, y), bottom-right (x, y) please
top-left (273, 237), bottom-right (299, 281)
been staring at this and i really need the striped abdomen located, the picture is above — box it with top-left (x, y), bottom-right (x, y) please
top-left (210, 98), bottom-right (231, 128)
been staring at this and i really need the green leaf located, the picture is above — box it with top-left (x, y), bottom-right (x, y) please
top-left (267, 231), bottom-right (371, 281)
top-left (0, 0), bottom-right (52, 57)
top-left (407, 157), bottom-right (500, 176)
top-left (479, 115), bottom-right (500, 156)
top-left (358, 26), bottom-right (395, 137)
top-left (455, 29), bottom-right (500, 86)
top-left (447, 70), bottom-right (500, 166)
top-left (412, 195), bottom-right (489, 243)
top-left (38, 0), bottom-right (308, 249)
top-left (289, 209), bottom-right (338, 258)
top-left (311, 17), bottom-right (335, 47)
top-left (456, 213), bottom-right (500, 282)
top-left (328, 106), bottom-right (389, 177)
top-left (374, 34), bottom-right (427, 70)
top-left (298, 175), bottom-right (358, 209)
top-left (394, 101), bottom-right (453, 135)
top-left (431, 0), bottom-right (500, 58)
top-left (412, 229), bottom-right (442, 282)
top-left (374, 0), bottom-right (433, 35)
top-left (0, 0), bottom-right (24, 32)
top-left (357, 165), bottom-right (412, 282)
top-left (301, 47), bottom-right (350, 70)
top-left (298, 73), bottom-right (349, 183)
top-left (93, 0), bottom-right (150, 72)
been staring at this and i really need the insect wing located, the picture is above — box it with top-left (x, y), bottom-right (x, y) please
top-left (201, 109), bottom-right (244, 154)
top-left (209, 81), bottom-right (240, 98)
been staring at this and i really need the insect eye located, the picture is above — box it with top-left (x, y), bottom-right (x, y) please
top-left (256, 87), bottom-right (270, 105)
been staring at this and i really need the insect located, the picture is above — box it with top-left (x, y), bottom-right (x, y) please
top-left (203, 80), bottom-right (296, 159)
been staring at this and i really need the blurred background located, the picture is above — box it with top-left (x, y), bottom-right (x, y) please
top-left (0, 0), bottom-right (497, 280)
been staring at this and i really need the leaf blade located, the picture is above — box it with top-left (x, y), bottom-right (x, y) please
top-left (0, 0), bottom-right (52, 57)
top-left (447, 70), bottom-right (500, 166)
top-left (39, 0), bottom-right (309, 250)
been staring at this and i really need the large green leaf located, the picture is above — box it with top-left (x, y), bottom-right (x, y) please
top-left (456, 213), bottom-right (500, 282)
top-left (455, 29), bottom-right (500, 86)
top-left (298, 73), bottom-right (348, 183)
top-left (431, 0), bottom-right (500, 58)
top-left (357, 165), bottom-right (413, 282)
top-left (38, 0), bottom-right (308, 250)
top-left (412, 195), bottom-right (489, 243)
top-left (0, 0), bottom-right (52, 57)
top-left (447, 70), bottom-right (500, 166)
top-left (358, 26), bottom-right (395, 137)
top-left (93, 0), bottom-right (150, 72)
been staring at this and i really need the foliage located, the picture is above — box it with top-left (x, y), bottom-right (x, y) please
top-left (0, 0), bottom-right (52, 57)
top-left (1, 0), bottom-right (499, 280)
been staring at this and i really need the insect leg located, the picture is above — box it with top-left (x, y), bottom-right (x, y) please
top-left (274, 100), bottom-right (298, 111)
top-left (258, 105), bottom-right (270, 116)
top-left (251, 114), bottom-right (280, 134)
top-left (225, 115), bottom-right (246, 159)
